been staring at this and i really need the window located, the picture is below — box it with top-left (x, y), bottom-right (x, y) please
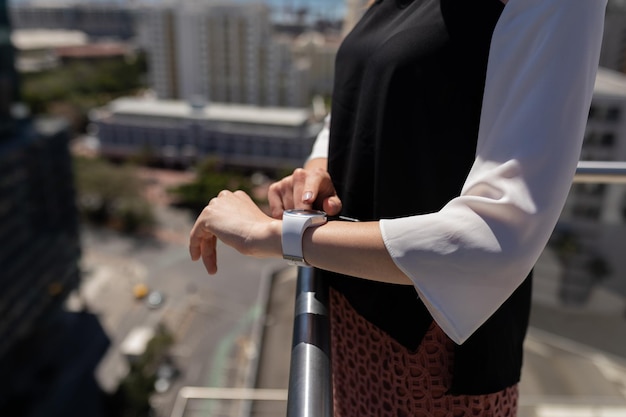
top-left (606, 106), bottom-right (621, 122)
top-left (601, 133), bottom-right (615, 147)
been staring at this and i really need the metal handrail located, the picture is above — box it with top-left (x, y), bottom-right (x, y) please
top-left (574, 161), bottom-right (626, 183)
top-left (284, 160), bottom-right (626, 417)
top-left (285, 267), bottom-right (333, 417)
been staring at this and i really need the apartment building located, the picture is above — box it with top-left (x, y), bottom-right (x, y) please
top-left (138, 2), bottom-right (313, 107)
top-left (562, 68), bottom-right (626, 225)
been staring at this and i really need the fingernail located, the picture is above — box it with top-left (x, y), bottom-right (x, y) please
top-left (303, 191), bottom-right (313, 202)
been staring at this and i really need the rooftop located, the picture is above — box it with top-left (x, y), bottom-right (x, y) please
top-left (11, 29), bottom-right (87, 51)
top-left (101, 97), bottom-right (314, 127)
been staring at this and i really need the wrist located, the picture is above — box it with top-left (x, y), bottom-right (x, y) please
top-left (268, 219), bottom-right (283, 258)
top-left (244, 218), bottom-right (283, 259)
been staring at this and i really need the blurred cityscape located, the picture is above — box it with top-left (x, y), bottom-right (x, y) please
top-left (2, 0), bottom-right (626, 416)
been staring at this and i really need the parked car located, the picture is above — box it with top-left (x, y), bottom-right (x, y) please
top-left (146, 290), bottom-right (165, 309)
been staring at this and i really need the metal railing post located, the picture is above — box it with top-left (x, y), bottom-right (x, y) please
top-left (286, 267), bottom-right (333, 417)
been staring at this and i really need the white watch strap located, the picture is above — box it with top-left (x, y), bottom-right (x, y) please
top-left (282, 210), bottom-right (327, 267)
top-left (282, 216), bottom-right (313, 266)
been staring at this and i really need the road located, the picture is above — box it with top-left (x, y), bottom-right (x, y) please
top-left (72, 204), bottom-right (287, 417)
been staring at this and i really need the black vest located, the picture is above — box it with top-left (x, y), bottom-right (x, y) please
top-left (320, 0), bottom-right (531, 395)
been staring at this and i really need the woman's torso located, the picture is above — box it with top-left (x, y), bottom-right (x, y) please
top-left (322, 0), bottom-right (532, 395)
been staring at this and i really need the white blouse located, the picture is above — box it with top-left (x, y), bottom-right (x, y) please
top-left (308, 0), bottom-right (607, 344)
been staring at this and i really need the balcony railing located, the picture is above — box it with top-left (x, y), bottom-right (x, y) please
top-left (285, 267), bottom-right (332, 417)
top-left (170, 161), bottom-right (626, 417)
top-left (573, 161), bottom-right (626, 183)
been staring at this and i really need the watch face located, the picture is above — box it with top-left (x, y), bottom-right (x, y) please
top-left (284, 209), bottom-right (326, 217)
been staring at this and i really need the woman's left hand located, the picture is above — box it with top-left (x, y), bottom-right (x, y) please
top-left (189, 190), bottom-right (282, 275)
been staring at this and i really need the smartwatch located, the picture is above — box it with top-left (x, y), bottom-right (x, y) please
top-left (282, 209), bottom-right (327, 267)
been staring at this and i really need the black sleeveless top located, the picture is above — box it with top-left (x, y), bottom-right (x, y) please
top-left (321, 0), bottom-right (532, 395)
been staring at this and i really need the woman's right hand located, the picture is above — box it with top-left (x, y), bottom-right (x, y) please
top-left (267, 160), bottom-right (343, 219)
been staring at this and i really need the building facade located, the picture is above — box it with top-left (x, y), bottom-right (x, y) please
top-left (137, 1), bottom-right (333, 108)
top-left (562, 67), bottom-right (626, 225)
top-left (9, 3), bottom-right (136, 40)
top-left (90, 97), bottom-right (324, 170)
top-left (0, 3), bottom-right (109, 415)
top-left (551, 67), bottom-right (626, 305)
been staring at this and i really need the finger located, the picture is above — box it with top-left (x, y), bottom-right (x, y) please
top-left (201, 235), bottom-right (218, 275)
top-left (267, 182), bottom-right (286, 218)
top-left (268, 179), bottom-right (295, 218)
top-left (291, 168), bottom-right (313, 210)
top-left (323, 195), bottom-right (343, 216)
top-left (189, 222), bottom-right (207, 261)
top-left (189, 204), bottom-right (214, 260)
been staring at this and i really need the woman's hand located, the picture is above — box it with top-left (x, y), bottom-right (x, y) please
top-left (189, 190), bottom-right (282, 275)
top-left (267, 163), bottom-right (343, 219)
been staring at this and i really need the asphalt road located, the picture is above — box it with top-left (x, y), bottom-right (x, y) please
top-left (75, 205), bottom-right (287, 417)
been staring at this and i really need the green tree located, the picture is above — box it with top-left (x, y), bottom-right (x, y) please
top-left (169, 158), bottom-right (255, 214)
top-left (20, 54), bottom-right (147, 134)
top-left (73, 156), bottom-right (155, 233)
top-left (110, 325), bottom-right (174, 417)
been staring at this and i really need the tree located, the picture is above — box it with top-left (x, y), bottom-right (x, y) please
top-left (108, 325), bottom-right (174, 417)
top-left (73, 156), bottom-right (155, 233)
top-left (168, 158), bottom-right (255, 214)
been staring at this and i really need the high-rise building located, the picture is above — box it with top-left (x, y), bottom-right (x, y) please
top-left (0, 2), bottom-right (108, 415)
top-left (137, 1), bottom-right (313, 107)
top-left (0, 0), bottom-right (18, 138)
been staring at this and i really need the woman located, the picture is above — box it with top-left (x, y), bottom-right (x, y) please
top-left (189, 0), bottom-right (606, 415)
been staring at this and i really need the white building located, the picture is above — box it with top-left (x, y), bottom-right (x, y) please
top-left (563, 67), bottom-right (626, 225)
top-left (89, 97), bottom-right (324, 170)
top-left (137, 2), bottom-right (313, 108)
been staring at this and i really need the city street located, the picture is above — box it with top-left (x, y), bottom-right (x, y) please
top-left (71, 201), bottom-right (287, 417)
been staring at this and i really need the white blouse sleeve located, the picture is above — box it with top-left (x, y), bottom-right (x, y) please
top-left (307, 114), bottom-right (331, 162)
top-left (379, 0), bottom-right (606, 345)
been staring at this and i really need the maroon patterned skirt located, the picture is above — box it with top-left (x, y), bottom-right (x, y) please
top-left (330, 289), bottom-right (518, 417)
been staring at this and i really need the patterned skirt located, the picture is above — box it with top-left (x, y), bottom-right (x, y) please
top-left (329, 289), bottom-right (519, 417)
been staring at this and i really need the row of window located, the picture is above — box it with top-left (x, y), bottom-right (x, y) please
top-left (588, 105), bottom-right (623, 122)
top-left (99, 125), bottom-right (311, 159)
top-left (584, 131), bottom-right (617, 147)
